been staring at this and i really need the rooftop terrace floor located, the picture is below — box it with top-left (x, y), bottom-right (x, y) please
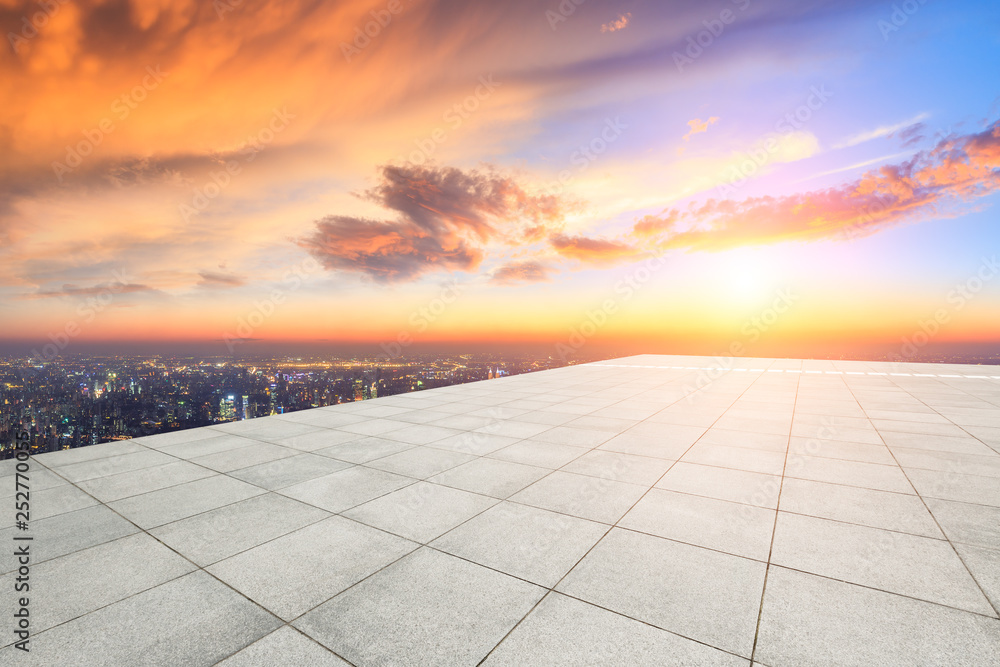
top-left (3, 354), bottom-right (1000, 665)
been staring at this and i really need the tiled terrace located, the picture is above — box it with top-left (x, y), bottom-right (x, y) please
top-left (2, 355), bottom-right (999, 665)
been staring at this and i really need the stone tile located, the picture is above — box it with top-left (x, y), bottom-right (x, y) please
top-left (134, 427), bottom-right (225, 449)
top-left (0, 466), bottom-right (66, 496)
top-left (872, 419), bottom-right (971, 437)
top-left (756, 567), bottom-right (1000, 666)
top-left (150, 493), bottom-right (330, 566)
top-left (557, 528), bottom-right (766, 658)
top-left (0, 505), bottom-right (139, 573)
top-left (475, 420), bottom-right (555, 439)
top-left (269, 428), bottom-right (363, 452)
top-left (344, 482), bottom-right (496, 543)
top-left (190, 442), bottom-right (298, 473)
top-left (432, 501), bottom-right (608, 587)
top-left (783, 455), bottom-right (913, 494)
top-left (531, 426), bottom-right (615, 447)
top-left (562, 415), bottom-right (640, 433)
top-left (216, 626), bottom-right (350, 666)
top-left (791, 422), bottom-right (881, 445)
top-left (516, 411), bottom-right (579, 426)
top-left (208, 516), bottom-right (416, 620)
top-left (788, 436), bottom-right (895, 464)
top-left (598, 429), bottom-right (701, 459)
top-left (620, 489), bottom-right (775, 561)
top-left (159, 434), bottom-right (262, 460)
top-left (953, 543), bottom-right (1000, 614)
top-left (313, 436), bottom-right (414, 463)
top-left (0, 533), bottom-right (195, 634)
top-left (780, 478), bottom-right (943, 538)
top-left (0, 570), bottom-right (281, 666)
top-left (108, 474), bottom-right (265, 529)
top-left (428, 458), bottom-right (550, 498)
top-left (511, 470), bottom-right (647, 524)
top-left (906, 468), bottom-right (1000, 506)
top-left (879, 430), bottom-right (996, 455)
top-left (482, 593), bottom-right (749, 667)
top-left (559, 450), bottom-right (672, 486)
top-left (657, 462), bottom-right (781, 509)
top-left (428, 431), bottom-right (520, 455)
top-left (277, 466), bottom-right (413, 513)
top-left (5, 483), bottom-right (98, 525)
top-left (925, 498), bottom-right (1000, 549)
top-left (892, 447), bottom-right (1000, 477)
top-left (380, 424), bottom-right (464, 445)
top-left (334, 419), bottom-right (409, 436)
top-left (228, 453), bottom-right (352, 490)
top-left (681, 443), bottom-right (786, 475)
top-left (295, 548), bottom-right (545, 666)
top-left (211, 419), bottom-right (326, 441)
top-left (76, 460), bottom-right (216, 502)
top-left (365, 446), bottom-right (476, 479)
top-left (490, 440), bottom-right (588, 468)
top-left (770, 512), bottom-right (993, 615)
top-left (697, 428), bottom-right (788, 452)
top-left (56, 449), bottom-right (177, 483)
top-left (33, 440), bottom-right (147, 467)
top-left (427, 414), bottom-right (498, 430)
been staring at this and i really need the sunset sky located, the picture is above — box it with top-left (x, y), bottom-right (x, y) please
top-left (1, 0), bottom-right (998, 359)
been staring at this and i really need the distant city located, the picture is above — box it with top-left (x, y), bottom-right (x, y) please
top-left (3, 346), bottom-right (998, 459)
top-left (0, 352), bottom-right (590, 459)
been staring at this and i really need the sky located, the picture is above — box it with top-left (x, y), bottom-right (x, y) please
top-left (1, 0), bottom-right (998, 361)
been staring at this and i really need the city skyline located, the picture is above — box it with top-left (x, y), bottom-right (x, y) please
top-left (2, 0), bottom-right (999, 360)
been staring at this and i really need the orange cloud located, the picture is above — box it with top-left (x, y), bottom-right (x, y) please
top-left (490, 260), bottom-right (553, 284)
top-left (683, 116), bottom-right (720, 142)
top-left (601, 13), bottom-right (632, 33)
top-left (549, 233), bottom-right (639, 264)
top-left (636, 120), bottom-right (1000, 252)
top-left (302, 164), bottom-right (568, 282)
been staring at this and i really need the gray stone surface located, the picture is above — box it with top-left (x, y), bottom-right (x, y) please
top-left (277, 465), bottom-right (413, 513)
top-left (620, 488), bottom-right (776, 560)
top-left (431, 501), bottom-right (608, 586)
top-left (770, 512), bottom-right (995, 615)
top-left (557, 527), bottom-right (767, 657)
top-left (0, 571), bottom-right (281, 665)
top-left (481, 593), bottom-right (749, 666)
top-left (150, 493), bottom-right (331, 565)
top-left (0, 533), bottom-right (195, 637)
top-left (207, 515), bottom-right (416, 620)
top-left (756, 566), bottom-right (1000, 666)
top-left (108, 474), bottom-right (265, 529)
top-left (216, 626), bottom-right (350, 666)
top-left (343, 481), bottom-right (497, 543)
top-left (295, 547), bottom-right (545, 666)
top-left (0, 504), bottom-right (139, 573)
top-left (5, 355), bottom-right (1000, 665)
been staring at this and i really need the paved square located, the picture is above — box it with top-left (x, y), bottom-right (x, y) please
top-left (6, 355), bottom-right (999, 665)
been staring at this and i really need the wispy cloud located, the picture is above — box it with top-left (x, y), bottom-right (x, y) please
top-left (683, 117), bottom-right (720, 142)
top-left (639, 120), bottom-right (1000, 251)
top-left (601, 12), bottom-right (632, 33)
top-left (490, 260), bottom-right (553, 284)
top-left (834, 112), bottom-right (930, 149)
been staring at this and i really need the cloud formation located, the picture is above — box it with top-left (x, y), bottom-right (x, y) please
top-left (490, 260), bottom-right (553, 284)
top-left (197, 271), bottom-right (245, 288)
top-left (302, 164), bottom-right (567, 282)
top-left (637, 120), bottom-right (1000, 251)
top-left (601, 13), bottom-right (632, 33)
top-left (549, 233), bottom-right (639, 264)
top-left (683, 117), bottom-right (720, 142)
